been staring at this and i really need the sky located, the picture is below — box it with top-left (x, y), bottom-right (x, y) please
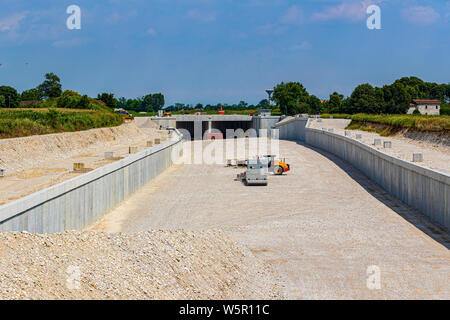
top-left (0, 0), bottom-right (449, 105)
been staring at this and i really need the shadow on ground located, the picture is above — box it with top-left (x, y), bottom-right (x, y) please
top-left (295, 140), bottom-right (450, 250)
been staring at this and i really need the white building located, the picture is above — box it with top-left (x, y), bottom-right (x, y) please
top-left (407, 99), bottom-right (441, 115)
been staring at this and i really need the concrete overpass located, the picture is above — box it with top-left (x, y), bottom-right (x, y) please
top-left (150, 115), bottom-right (282, 140)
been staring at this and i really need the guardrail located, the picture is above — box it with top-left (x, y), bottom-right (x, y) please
top-left (0, 131), bottom-right (184, 233)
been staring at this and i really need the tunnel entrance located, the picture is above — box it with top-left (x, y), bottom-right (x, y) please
top-left (211, 121), bottom-right (253, 138)
top-left (176, 121), bottom-right (195, 140)
top-left (176, 120), bottom-right (254, 140)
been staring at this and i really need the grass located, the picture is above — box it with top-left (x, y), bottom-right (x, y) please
top-left (320, 113), bottom-right (450, 134)
top-left (0, 108), bottom-right (124, 139)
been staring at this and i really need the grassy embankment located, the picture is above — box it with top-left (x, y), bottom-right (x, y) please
top-left (320, 113), bottom-right (450, 136)
top-left (0, 98), bottom-right (123, 139)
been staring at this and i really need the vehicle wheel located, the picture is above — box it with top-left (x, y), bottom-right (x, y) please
top-left (274, 166), bottom-right (283, 175)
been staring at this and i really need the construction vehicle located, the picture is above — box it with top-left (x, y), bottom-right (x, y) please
top-left (263, 155), bottom-right (290, 175)
top-left (119, 110), bottom-right (134, 121)
top-left (228, 155), bottom-right (290, 176)
top-left (236, 158), bottom-right (268, 186)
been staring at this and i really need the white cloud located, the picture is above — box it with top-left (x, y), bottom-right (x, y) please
top-left (311, 0), bottom-right (378, 22)
top-left (281, 5), bottom-right (304, 25)
top-left (0, 12), bottom-right (27, 32)
top-left (186, 9), bottom-right (216, 22)
top-left (401, 6), bottom-right (440, 25)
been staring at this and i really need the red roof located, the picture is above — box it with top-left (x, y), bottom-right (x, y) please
top-left (412, 99), bottom-right (441, 105)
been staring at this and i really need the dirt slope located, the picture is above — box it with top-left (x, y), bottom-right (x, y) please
top-left (0, 122), bottom-right (161, 173)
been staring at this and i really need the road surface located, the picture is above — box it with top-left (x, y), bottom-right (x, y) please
top-left (90, 139), bottom-right (450, 299)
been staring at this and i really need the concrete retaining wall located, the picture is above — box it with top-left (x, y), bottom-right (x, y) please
top-left (275, 119), bottom-right (449, 231)
top-left (0, 132), bottom-right (184, 233)
top-left (274, 118), bottom-right (308, 141)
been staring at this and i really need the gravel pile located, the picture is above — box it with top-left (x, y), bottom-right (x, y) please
top-left (0, 230), bottom-right (282, 300)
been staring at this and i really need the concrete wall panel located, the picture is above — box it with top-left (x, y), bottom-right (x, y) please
top-left (274, 118), bottom-right (449, 231)
top-left (0, 133), bottom-right (183, 233)
top-left (303, 127), bottom-right (450, 231)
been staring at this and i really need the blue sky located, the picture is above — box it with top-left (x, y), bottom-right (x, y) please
top-left (0, 0), bottom-right (449, 105)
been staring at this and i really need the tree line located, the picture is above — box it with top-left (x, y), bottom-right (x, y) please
top-left (164, 100), bottom-right (270, 112)
top-left (116, 93), bottom-right (165, 113)
top-left (2, 73), bottom-right (448, 116)
top-left (272, 77), bottom-right (450, 116)
top-left (0, 73), bottom-right (121, 110)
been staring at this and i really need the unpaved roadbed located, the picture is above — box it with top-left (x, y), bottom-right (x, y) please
top-left (0, 230), bottom-right (282, 300)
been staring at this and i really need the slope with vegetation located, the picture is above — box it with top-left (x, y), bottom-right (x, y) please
top-left (321, 113), bottom-right (450, 135)
top-left (0, 73), bottom-right (123, 139)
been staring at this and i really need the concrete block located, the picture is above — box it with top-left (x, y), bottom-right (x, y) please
top-left (329, 116), bottom-right (334, 119)
top-left (317, 118), bottom-right (322, 122)
top-left (328, 129), bottom-right (334, 133)
top-left (413, 153), bottom-right (423, 162)
top-left (147, 141), bottom-right (153, 147)
top-left (383, 141), bottom-right (392, 148)
top-left (373, 139), bottom-right (381, 146)
top-left (105, 152), bottom-right (114, 159)
top-left (322, 128), bottom-right (327, 131)
top-left (155, 138), bottom-right (161, 145)
top-left (355, 134), bottom-right (362, 139)
top-left (129, 146), bottom-right (138, 154)
top-left (344, 131), bottom-right (351, 136)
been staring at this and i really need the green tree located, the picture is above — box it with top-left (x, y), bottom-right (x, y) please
top-left (258, 99), bottom-right (269, 107)
top-left (327, 92), bottom-right (343, 114)
top-left (21, 88), bottom-right (42, 101)
top-left (348, 84), bottom-right (381, 114)
top-left (143, 94), bottom-right (155, 112)
top-left (0, 95), bottom-right (5, 108)
top-left (78, 95), bottom-right (90, 109)
top-left (308, 95), bottom-right (322, 114)
top-left (238, 100), bottom-right (248, 109)
top-left (97, 93), bottom-right (117, 109)
top-left (272, 82), bottom-right (309, 115)
top-left (37, 73), bottom-right (62, 98)
top-left (0, 86), bottom-right (20, 108)
top-left (150, 93), bottom-right (165, 111)
top-left (382, 82), bottom-right (411, 114)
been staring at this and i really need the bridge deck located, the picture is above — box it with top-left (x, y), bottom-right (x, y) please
top-left (90, 139), bottom-right (450, 299)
